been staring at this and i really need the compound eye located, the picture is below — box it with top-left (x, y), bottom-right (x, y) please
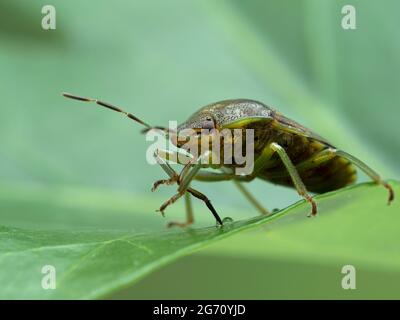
top-left (202, 116), bottom-right (215, 130)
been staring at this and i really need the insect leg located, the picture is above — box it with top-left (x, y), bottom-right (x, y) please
top-left (177, 151), bottom-right (211, 192)
top-left (184, 192), bottom-right (194, 226)
top-left (229, 144), bottom-right (277, 215)
top-left (265, 148), bottom-right (338, 178)
top-left (158, 184), bottom-right (222, 226)
top-left (186, 188), bottom-right (223, 225)
top-left (154, 150), bottom-right (222, 225)
top-left (226, 144), bottom-right (276, 215)
top-left (334, 150), bottom-right (394, 204)
top-left (232, 181), bottom-right (270, 215)
top-left (187, 143), bottom-right (275, 183)
top-left (252, 144), bottom-right (277, 174)
top-left (151, 178), bottom-right (178, 192)
top-left (156, 149), bottom-right (194, 164)
top-left (193, 145), bottom-right (274, 215)
top-left (294, 148), bottom-right (337, 172)
top-left (151, 149), bottom-right (193, 191)
top-left (153, 149), bottom-right (195, 227)
top-left (191, 169), bottom-right (269, 214)
top-left (157, 153), bottom-right (207, 213)
top-left (270, 142), bottom-right (317, 217)
top-left (167, 187), bottom-right (224, 227)
top-left (194, 170), bottom-right (241, 182)
top-left (152, 150), bottom-right (179, 216)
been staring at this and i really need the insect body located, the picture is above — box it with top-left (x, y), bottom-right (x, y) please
top-left (63, 94), bottom-right (394, 227)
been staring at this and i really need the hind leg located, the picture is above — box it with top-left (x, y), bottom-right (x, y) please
top-left (334, 150), bottom-right (394, 204)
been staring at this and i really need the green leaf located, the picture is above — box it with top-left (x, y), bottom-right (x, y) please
top-left (0, 181), bottom-right (398, 299)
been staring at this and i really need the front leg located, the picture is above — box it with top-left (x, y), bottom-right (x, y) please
top-left (167, 192), bottom-right (194, 228)
top-left (151, 176), bottom-right (178, 192)
top-left (157, 151), bottom-right (207, 213)
top-left (152, 149), bottom-right (193, 226)
top-left (153, 149), bottom-right (223, 226)
top-left (151, 149), bottom-right (194, 191)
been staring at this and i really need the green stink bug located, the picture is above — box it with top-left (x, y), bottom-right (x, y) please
top-left (63, 93), bottom-right (394, 227)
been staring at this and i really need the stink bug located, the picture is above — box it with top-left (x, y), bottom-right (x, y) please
top-left (63, 94), bottom-right (395, 227)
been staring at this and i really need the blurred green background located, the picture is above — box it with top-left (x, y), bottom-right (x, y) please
top-left (1, 0), bottom-right (399, 299)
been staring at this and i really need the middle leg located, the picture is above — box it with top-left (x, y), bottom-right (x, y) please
top-left (270, 142), bottom-right (317, 217)
top-left (192, 148), bottom-right (273, 216)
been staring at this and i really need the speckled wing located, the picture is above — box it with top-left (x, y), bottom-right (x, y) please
top-left (272, 111), bottom-right (334, 148)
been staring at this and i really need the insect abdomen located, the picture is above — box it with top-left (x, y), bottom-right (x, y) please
top-left (266, 156), bottom-right (357, 193)
top-left (259, 133), bottom-right (357, 193)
